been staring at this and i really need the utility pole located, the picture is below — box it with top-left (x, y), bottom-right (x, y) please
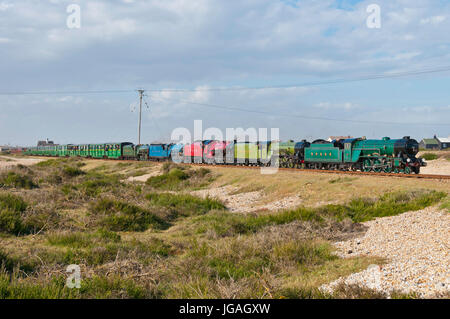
top-left (137, 89), bottom-right (145, 145)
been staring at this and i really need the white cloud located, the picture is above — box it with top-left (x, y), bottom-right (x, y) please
top-left (0, 1), bottom-right (13, 11)
top-left (420, 15), bottom-right (446, 25)
top-left (314, 102), bottom-right (360, 110)
top-left (1, 0), bottom-right (450, 144)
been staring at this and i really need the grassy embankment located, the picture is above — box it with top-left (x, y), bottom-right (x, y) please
top-left (0, 158), bottom-right (447, 298)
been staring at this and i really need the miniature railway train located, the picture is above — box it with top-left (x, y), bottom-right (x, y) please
top-left (24, 136), bottom-right (427, 174)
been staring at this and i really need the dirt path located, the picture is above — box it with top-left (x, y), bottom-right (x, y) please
top-left (0, 156), bottom-right (44, 169)
top-left (126, 171), bottom-right (161, 182)
top-left (191, 186), bottom-right (303, 212)
top-left (321, 206), bottom-right (450, 298)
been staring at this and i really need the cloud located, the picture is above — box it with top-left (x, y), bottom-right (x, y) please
top-left (314, 102), bottom-right (360, 110)
top-left (0, 1), bottom-right (13, 11)
top-left (1, 0), bottom-right (450, 145)
top-left (420, 15), bottom-right (446, 25)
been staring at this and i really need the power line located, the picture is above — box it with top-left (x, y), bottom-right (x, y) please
top-left (144, 65), bottom-right (450, 93)
top-left (1, 65), bottom-right (450, 96)
top-left (153, 96), bottom-right (450, 127)
top-left (0, 89), bottom-right (134, 96)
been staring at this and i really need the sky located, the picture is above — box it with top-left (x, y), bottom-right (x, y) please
top-left (0, 0), bottom-right (450, 146)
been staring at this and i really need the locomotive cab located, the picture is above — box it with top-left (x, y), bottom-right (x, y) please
top-left (294, 140), bottom-right (310, 159)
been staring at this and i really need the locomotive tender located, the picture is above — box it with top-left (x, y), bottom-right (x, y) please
top-left (24, 136), bottom-right (426, 174)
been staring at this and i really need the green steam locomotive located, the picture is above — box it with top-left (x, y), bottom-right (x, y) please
top-left (280, 136), bottom-right (426, 174)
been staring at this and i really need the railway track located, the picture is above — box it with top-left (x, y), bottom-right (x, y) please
top-left (187, 163), bottom-right (450, 180)
top-left (26, 156), bottom-right (450, 180)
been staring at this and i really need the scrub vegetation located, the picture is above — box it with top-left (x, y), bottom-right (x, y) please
top-left (0, 158), bottom-right (447, 299)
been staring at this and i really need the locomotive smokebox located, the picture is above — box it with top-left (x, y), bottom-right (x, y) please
top-left (394, 138), bottom-right (419, 156)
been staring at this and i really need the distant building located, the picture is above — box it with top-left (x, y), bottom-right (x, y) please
top-left (419, 135), bottom-right (440, 150)
top-left (37, 139), bottom-right (57, 146)
top-left (0, 146), bottom-right (11, 152)
top-left (326, 135), bottom-right (353, 142)
top-left (436, 136), bottom-right (450, 150)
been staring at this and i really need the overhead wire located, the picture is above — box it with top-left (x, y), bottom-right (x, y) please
top-left (152, 96), bottom-right (450, 127)
top-left (1, 65), bottom-right (450, 95)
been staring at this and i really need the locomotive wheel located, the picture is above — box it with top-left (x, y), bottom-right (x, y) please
top-left (363, 159), bottom-right (372, 172)
top-left (288, 160), bottom-right (295, 168)
top-left (404, 166), bottom-right (412, 174)
top-left (384, 165), bottom-right (392, 173)
top-left (373, 159), bottom-right (382, 173)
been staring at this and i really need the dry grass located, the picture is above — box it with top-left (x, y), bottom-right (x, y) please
top-left (206, 165), bottom-right (450, 207)
top-left (0, 158), bottom-right (448, 299)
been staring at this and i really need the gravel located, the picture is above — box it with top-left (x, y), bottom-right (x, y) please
top-left (321, 205), bottom-right (450, 298)
top-left (191, 186), bottom-right (303, 212)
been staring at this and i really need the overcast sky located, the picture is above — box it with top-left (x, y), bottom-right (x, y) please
top-left (1, 0), bottom-right (450, 146)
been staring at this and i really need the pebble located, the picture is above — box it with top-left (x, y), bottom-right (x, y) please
top-left (321, 206), bottom-right (450, 298)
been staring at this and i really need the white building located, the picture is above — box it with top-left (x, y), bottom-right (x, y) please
top-left (437, 136), bottom-right (450, 149)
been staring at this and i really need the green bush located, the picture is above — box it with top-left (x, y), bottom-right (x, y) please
top-left (146, 168), bottom-right (188, 190)
top-left (0, 172), bottom-right (37, 189)
top-left (0, 272), bottom-right (155, 299)
top-left (0, 194), bottom-right (31, 235)
top-left (186, 238), bottom-right (336, 281)
top-left (91, 199), bottom-right (170, 231)
top-left (47, 229), bottom-right (121, 249)
top-left (146, 168), bottom-right (214, 191)
top-left (62, 166), bottom-right (85, 177)
top-left (35, 159), bottom-right (63, 168)
top-left (0, 194), bottom-right (58, 236)
top-left (440, 197), bottom-right (450, 212)
top-left (0, 194), bottom-right (27, 212)
top-left (0, 209), bottom-right (24, 235)
top-left (146, 193), bottom-right (225, 216)
top-left (192, 190), bottom-right (446, 236)
top-left (326, 190), bottom-right (446, 222)
top-left (77, 173), bottom-right (122, 196)
top-left (422, 153), bottom-right (438, 160)
top-left (0, 249), bottom-right (35, 273)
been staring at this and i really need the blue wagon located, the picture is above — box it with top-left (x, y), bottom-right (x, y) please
top-left (135, 143), bottom-right (184, 161)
